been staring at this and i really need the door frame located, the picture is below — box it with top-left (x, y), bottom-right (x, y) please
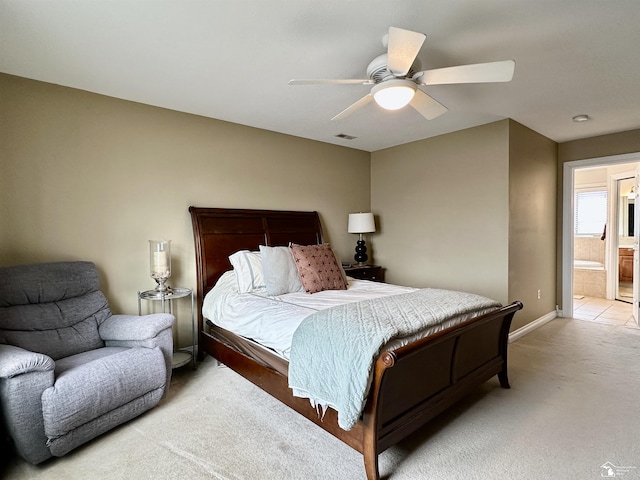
top-left (634, 164), bottom-right (640, 324)
top-left (561, 152), bottom-right (640, 317)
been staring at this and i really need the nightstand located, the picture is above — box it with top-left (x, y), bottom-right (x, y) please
top-left (138, 287), bottom-right (196, 369)
top-left (343, 265), bottom-right (384, 282)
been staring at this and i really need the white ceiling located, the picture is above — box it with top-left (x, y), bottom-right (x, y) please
top-left (2, 1), bottom-right (640, 152)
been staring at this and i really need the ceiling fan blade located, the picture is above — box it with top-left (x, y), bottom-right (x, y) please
top-left (331, 94), bottom-right (373, 121)
top-left (409, 89), bottom-right (448, 120)
top-left (289, 79), bottom-right (372, 85)
top-left (386, 27), bottom-right (426, 77)
top-left (415, 60), bottom-right (515, 85)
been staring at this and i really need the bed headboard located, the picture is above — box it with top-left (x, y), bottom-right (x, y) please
top-left (188, 207), bottom-right (324, 333)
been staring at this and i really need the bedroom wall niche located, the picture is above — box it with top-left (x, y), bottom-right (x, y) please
top-left (371, 122), bottom-right (510, 302)
top-left (371, 120), bottom-right (558, 330)
top-left (0, 73), bottom-right (370, 348)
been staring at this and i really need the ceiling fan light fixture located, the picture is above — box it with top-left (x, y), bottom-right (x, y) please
top-left (372, 80), bottom-right (416, 110)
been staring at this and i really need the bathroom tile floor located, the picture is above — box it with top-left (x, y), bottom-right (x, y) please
top-left (573, 296), bottom-right (640, 329)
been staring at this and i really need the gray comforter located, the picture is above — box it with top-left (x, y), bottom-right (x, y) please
top-left (288, 288), bottom-right (500, 430)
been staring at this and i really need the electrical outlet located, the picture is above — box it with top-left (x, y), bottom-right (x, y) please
top-left (537, 289), bottom-right (541, 300)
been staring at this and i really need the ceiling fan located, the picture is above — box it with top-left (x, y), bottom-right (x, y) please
top-left (289, 27), bottom-right (515, 121)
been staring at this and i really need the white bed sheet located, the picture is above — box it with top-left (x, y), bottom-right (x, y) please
top-left (202, 271), bottom-right (416, 359)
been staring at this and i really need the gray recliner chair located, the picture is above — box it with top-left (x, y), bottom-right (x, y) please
top-left (0, 261), bottom-right (175, 464)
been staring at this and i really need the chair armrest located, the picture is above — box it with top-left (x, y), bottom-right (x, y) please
top-left (0, 344), bottom-right (55, 464)
top-left (99, 313), bottom-right (174, 342)
top-left (0, 344), bottom-right (54, 378)
top-left (99, 315), bottom-right (175, 398)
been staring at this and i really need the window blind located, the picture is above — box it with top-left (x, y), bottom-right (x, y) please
top-left (575, 189), bottom-right (607, 236)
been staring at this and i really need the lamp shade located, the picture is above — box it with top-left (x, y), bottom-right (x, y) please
top-left (348, 213), bottom-right (376, 234)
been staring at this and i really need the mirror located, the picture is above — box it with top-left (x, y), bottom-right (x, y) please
top-left (618, 177), bottom-right (635, 239)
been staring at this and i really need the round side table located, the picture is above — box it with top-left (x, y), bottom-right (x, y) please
top-left (138, 287), bottom-right (196, 369)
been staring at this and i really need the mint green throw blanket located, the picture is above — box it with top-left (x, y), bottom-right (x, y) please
top-left (288, 288), bottom-right (501, 430)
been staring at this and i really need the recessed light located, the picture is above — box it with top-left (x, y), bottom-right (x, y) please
top-left (572, 114), bottom-right (590, 122)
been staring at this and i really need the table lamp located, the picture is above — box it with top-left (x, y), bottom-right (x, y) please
top-left (348, 213), bottom-right (376, 266)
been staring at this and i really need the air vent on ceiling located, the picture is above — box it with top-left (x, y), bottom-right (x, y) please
top-left (335, 133), bottom-right (357, 140)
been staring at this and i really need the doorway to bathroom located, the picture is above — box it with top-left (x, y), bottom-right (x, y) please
top-left (562, 153), bottom-right (640, 322)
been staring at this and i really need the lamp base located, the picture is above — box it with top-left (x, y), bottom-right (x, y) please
top-left (354, 239), bottom-right (368, 265)
top-left (153, 277), bottom-right (172, 293)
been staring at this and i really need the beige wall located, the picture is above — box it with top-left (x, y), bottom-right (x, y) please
top-left (5, 71), bottom-right (604, 341)
top-left (559, 129), bottom-right (640, 163)
top-left (371, 121), bottom-right (511, 304)
top-left (508, 120), bottom-right (557, 329)
top-left (0, 74), bottom-right (370, 346)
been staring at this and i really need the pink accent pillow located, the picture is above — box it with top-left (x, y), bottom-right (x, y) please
top-left (289, 243), bottom-right (348, 294)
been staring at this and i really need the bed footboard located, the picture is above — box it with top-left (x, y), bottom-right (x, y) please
top-left (361, 300), bottom-right (523, 480)
top-left (201, 301), bottom-right (522, 480)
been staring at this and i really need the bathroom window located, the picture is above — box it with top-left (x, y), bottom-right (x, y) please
top-left (575, 189), bottom-right (607, 236)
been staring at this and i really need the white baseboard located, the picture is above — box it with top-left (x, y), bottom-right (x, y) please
top-left (508, 310), bottom-right (557, 343)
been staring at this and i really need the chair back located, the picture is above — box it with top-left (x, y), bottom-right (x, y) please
top-left (0, 261), bottom-right (111, 359)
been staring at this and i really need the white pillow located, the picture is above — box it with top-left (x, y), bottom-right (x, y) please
top-left (259, 245), bottom-right (304, 296)
top-left (228, 250), bottom-right (265, 293)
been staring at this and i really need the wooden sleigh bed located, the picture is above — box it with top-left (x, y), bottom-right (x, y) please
top-left (189, 206), bottom-right (523, 480)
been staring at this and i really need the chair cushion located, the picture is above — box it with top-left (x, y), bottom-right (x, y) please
top-left (53, 346), bottom-right (128, 376)
top-left (0, 292), bottom-right (109, 359)
top-left (0, 261), bottom-right (101, 306)
top-left (41, 346), bottom-right (166, 439)
top-left (0, 262), bottom-right (111, 359)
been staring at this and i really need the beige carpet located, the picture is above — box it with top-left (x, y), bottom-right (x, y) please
top-left (4, 318), bottom-right (640, 480)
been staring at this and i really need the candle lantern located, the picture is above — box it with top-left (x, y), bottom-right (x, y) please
top-left (149, 240), bottom-right (171, 292)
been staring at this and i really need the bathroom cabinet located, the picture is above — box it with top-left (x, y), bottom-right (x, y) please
top-left (619, 248), bottom-right (634, 283)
